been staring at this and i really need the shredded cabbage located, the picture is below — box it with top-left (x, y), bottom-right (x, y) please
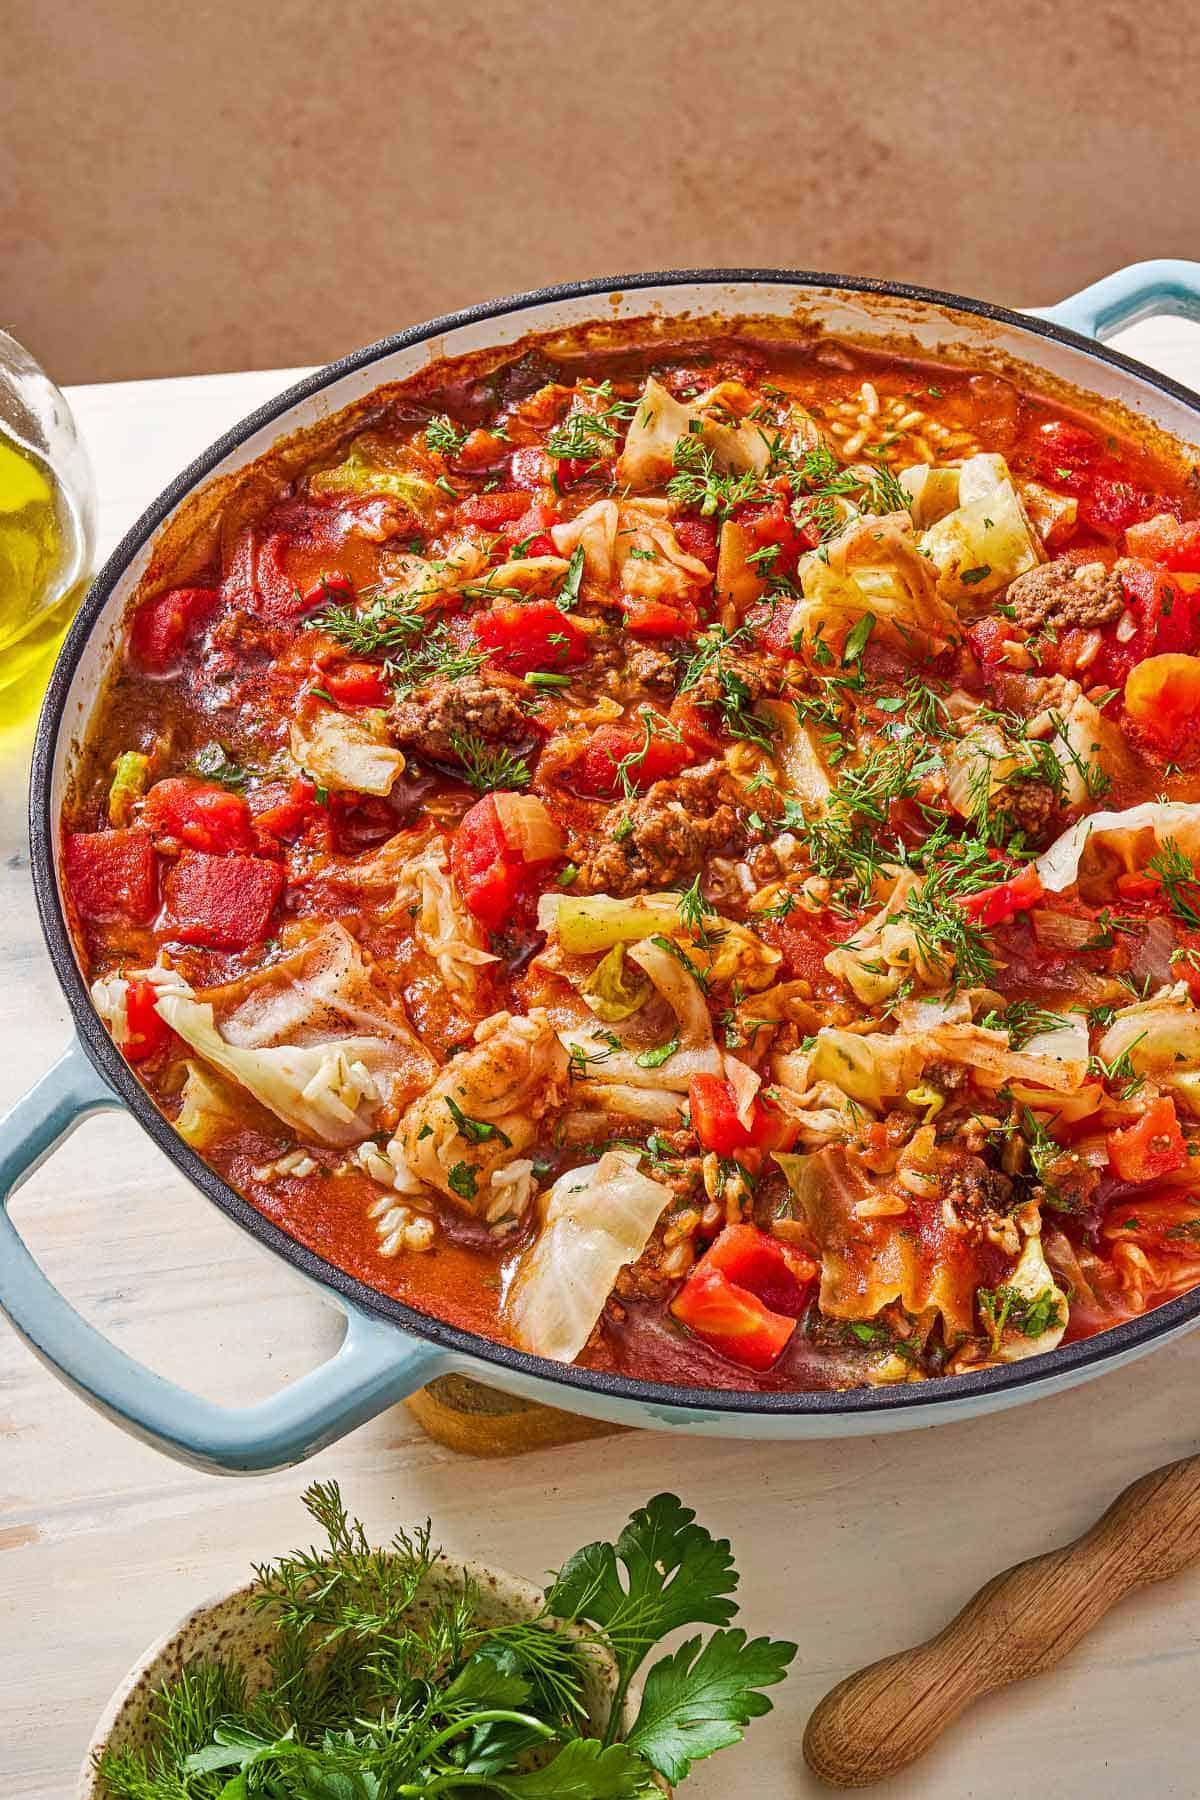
top-left (507, 1150), bottom-right (671, 1361)
top-left (156, 992), bottom-right (390, 1146)
top-left (794, 513), bottom-right (960, 658)
top-left (1037, 801), bottom-right (1200, 895)
top-left (308, 435), bottom-right (444, 523)
top-left (290, 707), bottom-right (404, 797)
top-left (616, 376), bottom-right (769, 488)
top-left (391, 1009), bottom-right (568, 1211)
top-left (581, 943), bottom-right (652, 1023)
top-left (919, 478), bottom-right (1041, 604)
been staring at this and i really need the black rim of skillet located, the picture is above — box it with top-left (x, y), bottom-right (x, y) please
top-left (28, 267), bottom-right (1200, 1420)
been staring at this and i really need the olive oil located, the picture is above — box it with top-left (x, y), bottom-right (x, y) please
top-left (0, 429), bottom-right (88, 723)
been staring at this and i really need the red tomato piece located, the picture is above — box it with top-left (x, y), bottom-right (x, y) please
top-left (252, 778), bottom-right (326, 844)
top-left (162, 852), bottom-right (284, 949)
top-left (1123, 512), bottom-right (1200, 569)
top-left (687, 1075), bottom-right (795, 1156)
top-left (668, 695), bottom-right (723, 755)
top-left (500, 503), bottom-right (561, 547)
top-left (300, 570), bottom-right (355, 611)
top-left (671, 515), bottom-right (719, 571)
top-left (553, 456), bottom-right (590, 488)
top-left (689, 1073), bottom-right (754, 1155)
top-left (696, 1224), bottom-right (817, 1318)
top-left (143, 779), bottom-right (255, 854)
top-left (322, 662), bottom-right (390, 706)
top-left (1114, 868), bottom-right (1167, 904)
top-left (619, 594), bottom-right (698, 638)
top-left (471, 601), bottom-right (590, 675)
top-left (670, 1266), bottom-right (797, 1372)
top-left (1097, 561), bottom-right (1198, 684)
top-left (578, 721), bottom-right (696, 796)
top-left (128, 587), bottom-right (220, 675)
top-left (755, 916), bottom-right (834, 986)
top-left (456, 491), bottom-right (530, 528)
top-left (745, 597), bottom-right (802, 658)
top-left (450, 794), bottom-right (548, 931)
top-left (968, 615), bottom-right (1021, 680)
top-left (959, 863), bottom-right (1044, 929)
top-left (1107, 1096), bottom-right (1188, 1184)
top-left (1032, 418), bottom-right (1101, 489)
top-left (64, 828), bottom-right (158, 924)
top-left (122, 977), bottom-right (170, 1063)
top-left (1079, 474), bottom-right (1161, 538)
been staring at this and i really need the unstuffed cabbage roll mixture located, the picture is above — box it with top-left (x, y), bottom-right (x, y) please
top-left (63, 326), bottom-right (1200, 1391)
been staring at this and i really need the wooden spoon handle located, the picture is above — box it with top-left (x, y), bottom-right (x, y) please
top-left (804, 1451), bottom-right (1200, 1789)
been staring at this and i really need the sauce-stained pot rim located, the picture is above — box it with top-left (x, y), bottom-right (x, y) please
top-left (30, 267), bottom-right (1200, 1421)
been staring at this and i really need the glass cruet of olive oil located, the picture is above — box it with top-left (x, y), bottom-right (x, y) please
top-left (0, 328), bottom-right (97, 725)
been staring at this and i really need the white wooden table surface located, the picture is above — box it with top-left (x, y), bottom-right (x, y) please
top-left (5, 321), bottom-right (1200, 1800)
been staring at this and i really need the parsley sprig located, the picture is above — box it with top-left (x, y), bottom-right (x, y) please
top-left (98, 1484), bottom-right (795, 1798)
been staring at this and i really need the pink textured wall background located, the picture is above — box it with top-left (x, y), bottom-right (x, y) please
top-left (3, 0), bottom-right (1198, 384)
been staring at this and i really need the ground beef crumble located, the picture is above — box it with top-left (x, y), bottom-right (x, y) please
top-left (1006, 557), bottom-right (1125, 633)
top-left (571, 760), bottom-right (748, 894)
top-left (389, 675), bottom-right (532, 761)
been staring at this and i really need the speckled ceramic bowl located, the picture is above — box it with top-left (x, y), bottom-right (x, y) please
top-left (78, 1555), bottom-right (635, 1797)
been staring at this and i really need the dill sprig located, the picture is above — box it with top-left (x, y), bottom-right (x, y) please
top-left (449, 731), bottom-right (532, 794)
top-left (311, 591), bottom-right (425, 657)
top-left (424, 413), bottom-right (469, 457)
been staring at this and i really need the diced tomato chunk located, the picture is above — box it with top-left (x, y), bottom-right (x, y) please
top-left (472, 600), bottom-right (590, 675)
top-left (64, 828), bottom-right (158, 924)
top-left (1096, 561), bottom-right (1199, 685)
top-left (578, 720), bottom-right (696, 796)
top-left (128, 587), bottom-right (219, 675)
top-left (671, 515), bottom-right (719, 571)
top-left (1124, 512), bottom-right (1200, 571)
top-left (688, 1074), bottom-right (796, 1156)
top-left (668, 694), bottom-right (723, 755)
top-left (671, 1266), bottom-right (797, 1372)
top-left (451, 796), bottom-right (513, 930)
top-left (1107, 1097), bottom-right (1188, 1184)
top-left (122, 978), bottom-right (170, 1063)
top-left (162, 851), bottom-right (284, 949)
top-left (301, 570), bottom-right (355, 611)
top-left (456, 491), bottom-right (530, 528)
top-left (1114, 868), bottom-right (1167, 905)
top-left (252, 778), bottom-right (326, 844)
top-left (618, 594), bottom-right (698, 638)
top-left (143, 778), bottom-right (255, 854)
top-left (745, 597), bottom-right (801, 658)
top-left (450, 793), bottom-right (556, 931)
top-left (1079, 475), bottom-right (1161, 538)
top-left (697, 1224), bottom-right (816, 1317)
top-left (322, 662), bottom-right (390, 706)
top-left (500, 502), bottom-right (561, 547)
top-left (1032, 418), bottom-right (1102, 489)
top-left (688, 1073), bottom-right (753, 1155)
top-left (968, 615), bottom-right (1021, 680)
top-left (959, 863), bottom-right (1044, 928)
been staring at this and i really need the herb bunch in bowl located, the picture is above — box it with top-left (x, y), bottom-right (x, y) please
top-left (96, 1483), bottom-right (795, 1797)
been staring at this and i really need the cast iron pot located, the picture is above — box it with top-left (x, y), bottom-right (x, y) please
top-left (7, 263), bottom-right (1200, 1474)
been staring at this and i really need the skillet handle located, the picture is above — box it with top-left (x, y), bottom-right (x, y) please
top-left (1031, 258), bottom-right (1200, 341)
top-left (0, 1039), bottom-right (448, 1473)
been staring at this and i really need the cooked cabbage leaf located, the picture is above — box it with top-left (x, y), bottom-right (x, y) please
top-left (507, 1150), bottom-right (671, 1360)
